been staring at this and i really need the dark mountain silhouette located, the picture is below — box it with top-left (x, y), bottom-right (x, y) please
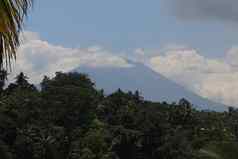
top-left (75, 61), bottom-right (227, 111)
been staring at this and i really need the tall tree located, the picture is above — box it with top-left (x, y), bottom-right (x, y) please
top-left (15, 72), bottom-right (29, 86)
top-left (0, 0), bottom-right (32, 68)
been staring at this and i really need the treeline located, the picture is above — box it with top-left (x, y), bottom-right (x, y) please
top-left (0, 71), bottom-right (237, 159)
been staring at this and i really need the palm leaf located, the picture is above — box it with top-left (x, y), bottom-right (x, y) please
top-left (0, 0), bottom-right (32, 69)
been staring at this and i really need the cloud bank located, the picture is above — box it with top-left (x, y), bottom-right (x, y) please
top-left (149, 47), bottom-right (238, 106)
top-left (166, 0), bottom-right (238, 22)
top-left (9, 31), bottom-right (238, 107)
top-left (10, 31), bottom-right (132, 83)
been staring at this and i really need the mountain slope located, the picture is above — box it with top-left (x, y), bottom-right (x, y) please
top-left (75, 62), bottom-right (227, 111)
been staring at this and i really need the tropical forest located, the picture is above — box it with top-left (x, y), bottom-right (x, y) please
top-left (0, 71), bottom-right (236, 159)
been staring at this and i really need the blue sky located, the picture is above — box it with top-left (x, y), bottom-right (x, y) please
top-left (25, 0), bottom-right (238, 58)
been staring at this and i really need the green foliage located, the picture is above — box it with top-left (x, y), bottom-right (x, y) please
top-left (0, 71), bottom-right (236, 159)
top-left (198, 142), bottom-right (238, 159)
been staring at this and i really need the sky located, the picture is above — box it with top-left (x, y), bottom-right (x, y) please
top-left (10, 0), bottom-right (238, 107)
top-left (25, 0), bottom-right (238, 57)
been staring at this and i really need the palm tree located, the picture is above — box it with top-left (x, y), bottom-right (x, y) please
top-left (0, 69), bottom-right (8, 91)
top-left (0, 0), bottom-right (32, 68)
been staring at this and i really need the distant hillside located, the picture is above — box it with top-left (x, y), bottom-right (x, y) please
top-left (75, 61), bottom-right (227, 112)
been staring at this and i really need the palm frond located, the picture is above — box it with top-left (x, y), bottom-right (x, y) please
top-left (0, 0), bottom-right (32, 69)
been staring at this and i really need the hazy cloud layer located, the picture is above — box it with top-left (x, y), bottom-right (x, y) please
top-left (10, 31), bottom-right (238, 107)
top-left (149, 47), bottom-right (238, 107)
top-left (167, 0), bottom-right (238, 22)
top-left (10, 31), bottom-right (132, 83)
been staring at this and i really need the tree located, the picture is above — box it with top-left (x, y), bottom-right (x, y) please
top-left (15, 72), bottom-right (29, 87)
top-left (6, 72), bottom-right (36, 93)
top-left (0, 0), bottom-right (32, 68)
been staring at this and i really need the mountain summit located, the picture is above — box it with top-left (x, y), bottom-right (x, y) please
top-left (75, 61), bottom-right (227, 111)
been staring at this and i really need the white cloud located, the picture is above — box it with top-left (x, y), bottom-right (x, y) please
top-left (8, 31), bottom-right (238, 107)
top-left (149, 48), bottom-right (238, 107)
top-left (134, 48), bottom-right (145, 56)
top-left (9, 31), bottom-right (133, 83)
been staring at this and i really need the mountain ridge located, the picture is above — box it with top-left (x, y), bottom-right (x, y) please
top-left (74, 61), bottom-right (228, 111)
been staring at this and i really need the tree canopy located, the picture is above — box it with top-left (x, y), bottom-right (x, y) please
top-left (0, 71), bottom-right (236, 159)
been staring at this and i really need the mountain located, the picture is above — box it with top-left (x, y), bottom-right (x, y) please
top-left (75, 61), bottom-right (227, 111)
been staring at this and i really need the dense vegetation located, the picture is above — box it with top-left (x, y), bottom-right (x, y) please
top-left (0, 70), bottom-right (237, 159)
